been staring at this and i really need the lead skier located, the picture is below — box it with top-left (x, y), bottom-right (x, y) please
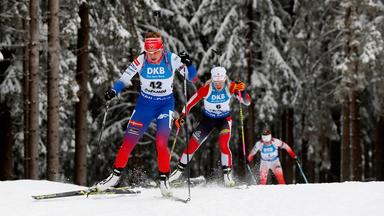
top-left (95, 32), bottom-right (197, 197)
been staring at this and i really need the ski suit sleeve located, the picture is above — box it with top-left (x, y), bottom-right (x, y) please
top-left (171, 53), bottom-right (198, 83)
top-left (112, 54), bottom-right (144, 94)
top-left (248, 141), bottom-right (262, 162)
top-left (182, 84), bottom-right (209, 115)
top-left (275, 139), bottom-right (297, 159)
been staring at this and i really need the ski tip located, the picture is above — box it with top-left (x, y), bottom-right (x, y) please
top-left (31, 194), bottom-right (55, 200)
top-left (106, 187), bottom-right (141, 194)
top-left (167, 196), bottom-right (190, 203)
top-left (184, 197), bottom-right (191, 203)
top-left (234, 184), bottom-right (249, 189)
top-left (127, 190), bottom-right (141, 194)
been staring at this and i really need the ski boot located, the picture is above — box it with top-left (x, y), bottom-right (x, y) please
top-left (169, 163), bottom-right (185, 183)
top-left (95, 169), bottom-right (121, 191)
top-left (223, 166), bottom-right (235, 187)
top-left (159, 174), bottom-right (172, 197)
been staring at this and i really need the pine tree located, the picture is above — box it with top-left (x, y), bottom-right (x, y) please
top-left (74, 1), bottom-right (90, 186)
top-left (47, 0), bottom-right (60, 181)
top-left (28, 0), bottom-right (40, 179)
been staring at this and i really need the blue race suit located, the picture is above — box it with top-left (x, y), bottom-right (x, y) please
top-left (112, 50), bottom-right (197, 175)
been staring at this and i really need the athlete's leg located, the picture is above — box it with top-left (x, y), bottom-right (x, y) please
top-left (154, 102), bottom-right (175, 197)
top-left (217, 117), bottom-right (235, 186)
top-left (218, 116), bottom-right (232, 167)
top-left (179, 116), bottom-right (214, 165)
top-left (272, 160), bottom-right (286, 184)
top-left (113, 103), bottom-right (154, 169)
top-left (155, 107), bottom-right (174, 174)
top-left (259, 161), bottom-right (269, 185)
top-left (169, 116), bottom-right (215, 183)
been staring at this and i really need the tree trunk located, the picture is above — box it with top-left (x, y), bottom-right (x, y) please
top-left (330, 108), bottom-right (341, 182)
top-left (350, 90), bottom-right (362, 181)
top-left (348, 1), bottom-right (362, 181)
top-left (319, 130), bottom-right (329, 182)
top-left (0, 105), bottom-right (13, 180)
top-left (245, 0), bottom-right (255, 161)
top-left (280, 110), bottom-right (287, 182)
top-left (28, 0), bottom-right (40, 179)
top-left (301, 113), bottom-right (311, 183)
top-left (284, 108), bottom-right (294, 183)
top-left (124, 0), bottom-right (140, 59)
top-left (123, 0), bottom-right (141, 177)
top-left (375, 116), bottom-right (384, 180)
top-left (341, 0), bottom-right (362, 182)
top-left (74, 2), bottom-right (90, 186)
top-left (340, 99), bottom-right (350, 181)
top-left (340, 3), bottom-right (354, 182)
top-left (23, 16), bottom-right (30, 178)
top-left (47, 0), bottom-right (61, 181)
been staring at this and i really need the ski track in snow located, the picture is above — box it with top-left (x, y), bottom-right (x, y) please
top-left (1, 180), bottom-right (383, 216)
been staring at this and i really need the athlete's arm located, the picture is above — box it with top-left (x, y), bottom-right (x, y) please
top-left (248, 141), bottom-right (262, 162)
top-left (113, 54), bottom-right (144, 93)
top-left (171, 53), bottom-right (197, 83)
top-left (182, 84), bottom-right (209, 115)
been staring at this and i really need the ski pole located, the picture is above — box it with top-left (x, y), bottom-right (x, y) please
top-left (175, 63), bottom-right (191, 202)
top-left (238, 93), bottom-right (246, 157)
top-left (295, 159), bottom-right (309, 184)
top-left (183, 66), bottom-right (191, 202)
top-left (169, 127), bottom-right (181, 162)
top-left (246, 163), bottom-right (257, 185)
top-left (96, 101), bottom-right (111, 158)
top-left (238, 91), bottom-right (257, 184)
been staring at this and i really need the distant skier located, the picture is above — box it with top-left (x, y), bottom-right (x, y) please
top-left (247, 128), bottom-right (297, 184)
top-left (95, 32), bottom-right (197, 197)
top-left (169, 66), bottom-right (251, 187)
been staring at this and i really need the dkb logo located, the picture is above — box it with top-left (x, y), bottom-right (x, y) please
top-left (147, 67), bottom-right (165, 74)
top-left (212, 94), bottom-right (225, 100)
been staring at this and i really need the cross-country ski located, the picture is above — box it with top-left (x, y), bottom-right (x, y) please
top-left (32, 187), bottom-right (140, 200)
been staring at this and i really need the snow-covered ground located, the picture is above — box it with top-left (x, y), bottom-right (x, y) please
top-left (1, 180), bottom-right (383, 216)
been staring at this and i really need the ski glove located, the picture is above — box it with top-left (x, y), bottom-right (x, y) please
top-left (247, 155), bottom-right (254, 163)
top-left (104, 89), bottom-right (116, 101)
top-left (178, 52), bottom-right (192, 66)
top-left (230, 81), bottom-right (246, 93)
top-left (174, 115), bottom-right (185, 129)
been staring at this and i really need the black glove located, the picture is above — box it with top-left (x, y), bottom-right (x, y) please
top-left (104, 89), bottom-right (116, 101)
top-left (179, 51), bottom-right (192, 66)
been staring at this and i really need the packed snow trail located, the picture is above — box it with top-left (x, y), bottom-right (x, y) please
top-left (1, 180), bottom-right (383, 216)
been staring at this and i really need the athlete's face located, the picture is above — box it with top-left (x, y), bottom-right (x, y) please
top-left (213, 81), bottom-right (225, 90)
top-left (262, 134), bottom-right (272, 143)
top-left (146, 48), bottom-right (163, 64)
